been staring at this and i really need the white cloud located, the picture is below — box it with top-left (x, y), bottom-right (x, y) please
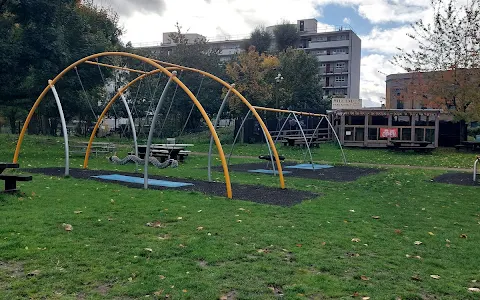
top-left (360, 54), bottom-right (403, 106)
top-left (360, 26), bottom-right (419, 54)
top-left (343, 17), bottom-right (351, 24)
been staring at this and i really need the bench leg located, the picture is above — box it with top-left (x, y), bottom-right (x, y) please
top-left (4, 179), bottom-right (18, 193)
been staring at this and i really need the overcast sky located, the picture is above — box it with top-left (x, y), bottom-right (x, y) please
top-left (93, 0), bottom-right (460, 107)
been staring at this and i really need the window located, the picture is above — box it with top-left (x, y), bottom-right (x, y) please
top-left (334, 48), bottom-right (347, 54)
top-left (335, 62), bottom-right (345, 69)
top-left (320, 63), bottom-right (326, 67)
top-left (335, 76), bottom-right (346, 82)
top-left (299, 21), bottom-right (305, 32)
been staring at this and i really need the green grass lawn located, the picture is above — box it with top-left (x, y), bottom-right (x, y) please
top-left (0, 133), bottom-right (479, 299)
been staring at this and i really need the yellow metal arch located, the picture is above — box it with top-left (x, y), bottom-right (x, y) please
top-left (87, 60), bottom-right (286, 190)
top-left (152, 60), bottom-right (286, 189)
top-left (13, 52), bottom-right (232, 199)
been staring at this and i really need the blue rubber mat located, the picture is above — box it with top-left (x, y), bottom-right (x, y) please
top-left (92, 174), bottom-right (194, 188)
top-left (285, 164), bottom-right (333, 170)
top-left (248, 169), bottom-right (292, 175)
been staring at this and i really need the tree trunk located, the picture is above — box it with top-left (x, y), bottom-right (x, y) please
top-left (459, 119), bottom-right (467, 142)
top-left (8, 115), bottom-right (16, 134)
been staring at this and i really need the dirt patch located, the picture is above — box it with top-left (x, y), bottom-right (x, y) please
top-left (197, 260), bottom-right (208, 268)
top-left (95, 284), bottom-right (112, 296)
top-left (27, 168), bottom-right (319, 207)
top-left (212, 163), bottom-right (382, 182)
top-left (432, 172), bottom-right (479, 186)
top-left (0, 261), bottom-right (24, 278)
top-left (220, 289), bottom-right (237, 300)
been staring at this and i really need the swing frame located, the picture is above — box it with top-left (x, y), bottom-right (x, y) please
top-left (12, 52), bottom-right (289, 198)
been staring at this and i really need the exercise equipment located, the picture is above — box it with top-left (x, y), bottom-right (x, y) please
top-left (108, 155), bottom-right (178, 169)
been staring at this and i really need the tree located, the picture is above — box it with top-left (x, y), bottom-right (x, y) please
top-left (273, 21), bottom-right (300, 52)
top-left (225, 46), bottom-right (279, 116)
top-left (278, 49), bottom-right (326, 112)
top-left (243, 26), bottom-right (272, 54)
top-left (0, 0), bottom-right (123, 134)
top-left (392, 0), bottom-right (480, 140)
top-left (136, 23), bottom-right (226, 137)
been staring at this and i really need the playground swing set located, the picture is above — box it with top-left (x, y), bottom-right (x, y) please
top-left (11, 52), bottom-right (289, 198)
top-left (222, 105), bottom-right (347, 176)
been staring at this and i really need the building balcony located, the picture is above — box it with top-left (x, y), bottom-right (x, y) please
top-left (218, 48), bottom-right (242, 56)
top-left (316, 54), bottom-right (350, 62)
top-left (320, 68), bottom-right (349, 74)
top-left (308, 40), bottom-right (350, 49)
top-left (322, 82), bottom-right (348, 88)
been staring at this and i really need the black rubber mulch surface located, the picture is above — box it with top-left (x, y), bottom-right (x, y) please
top-left (26, 168), bottom-right (319, 207)
top-left (431, 172), bottom-right (479, 186)
top-left (212, 162), bottom-right (382, 182)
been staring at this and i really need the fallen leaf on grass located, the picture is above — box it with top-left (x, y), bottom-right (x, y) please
top-left (468, 288), bottom-right (480, 292)
top-left (62, 223), bottom-right (73, 231)
top-left (257, 248), bottom-right (270, 253)
top-left (159, 275), bottom-right (166, 280)
top-left (351, 238), bottom-right (361, 242)
top-left (296, 244), bottom-right (302, 247)
top-left (236, 220), bottom-right (242, 223)
top-left (394, 229), bottom-right (402, 234)
top-left (411, 274), bottom-right (422, 281)
top-left (197, 226), bottom-right (204, 231)
top-left (154, 290), bottom-right (164, 296)
top-left (146, 221), bottom-right (163, 228)
top-left (27, 270), bottom-right (41, 277)
top-left (182, 289), bottom-right (187, 293)
top-left (428, 232), bottom-right (435, 236)
top-left (360, 275), bottom-right (369, 281)
top-left (144, 248), bottom-right (153, 252)
top-left (414, 241), bottom-right (422, 245)
top-left (73, 211), bottom-right (82, 214)
top-left (362, 297), bottom-right (370, 300)
top-left (372, 216), bottom-right (380, 219)
top-left (460, 234), bottom-right (468, 239)
top-left (430, 275), bottom-right (441, 279)
top-left (177, 217), bottom-right (183, 220)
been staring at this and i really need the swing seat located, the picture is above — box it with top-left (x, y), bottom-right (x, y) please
top-left (259, 154), bottom-right (285, 161)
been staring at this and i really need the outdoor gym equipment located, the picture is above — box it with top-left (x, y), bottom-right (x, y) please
top-left (227, 105), bottom-right (347, 174)
top-left (108, 155), bottom-right (178, 169)
top-left (13, 52), bottom-right (290, 198)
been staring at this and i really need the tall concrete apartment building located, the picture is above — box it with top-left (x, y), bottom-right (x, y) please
top-left (137, 19), bottom-right (361, 99)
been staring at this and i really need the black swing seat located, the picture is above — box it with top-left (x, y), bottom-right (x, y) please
top-left (259, 154), bottom-right (285, 161)
top-left (0, 174), bottom-right (33, 193)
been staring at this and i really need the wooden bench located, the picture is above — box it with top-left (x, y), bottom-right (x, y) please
top-left (387, 141), bottom-right (434, 153)
top-left (259, 154), bottom-right (285, 161)
top-left (70, 142), bottom-right (116, 156)
top-left (0, 174), bottom-right (32, 193)
top-left (282, 137), bottom-right (321, 147)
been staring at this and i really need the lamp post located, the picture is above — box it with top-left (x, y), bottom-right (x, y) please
top-left (274, 73), bottom-right (284, 122)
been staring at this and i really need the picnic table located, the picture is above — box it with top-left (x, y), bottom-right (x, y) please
top-left (460, 141), bottom-right (480, 151)
top-left (0, 163), bottom-right (32, 193)
top-left (387, 140), bottom-right (434, 153)
top-left (282, 136), bottom-right (321, 147)
top-left (137, 144), bottom-right (193, 162)
top-left (70, 142), bottom-right (116, 156)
